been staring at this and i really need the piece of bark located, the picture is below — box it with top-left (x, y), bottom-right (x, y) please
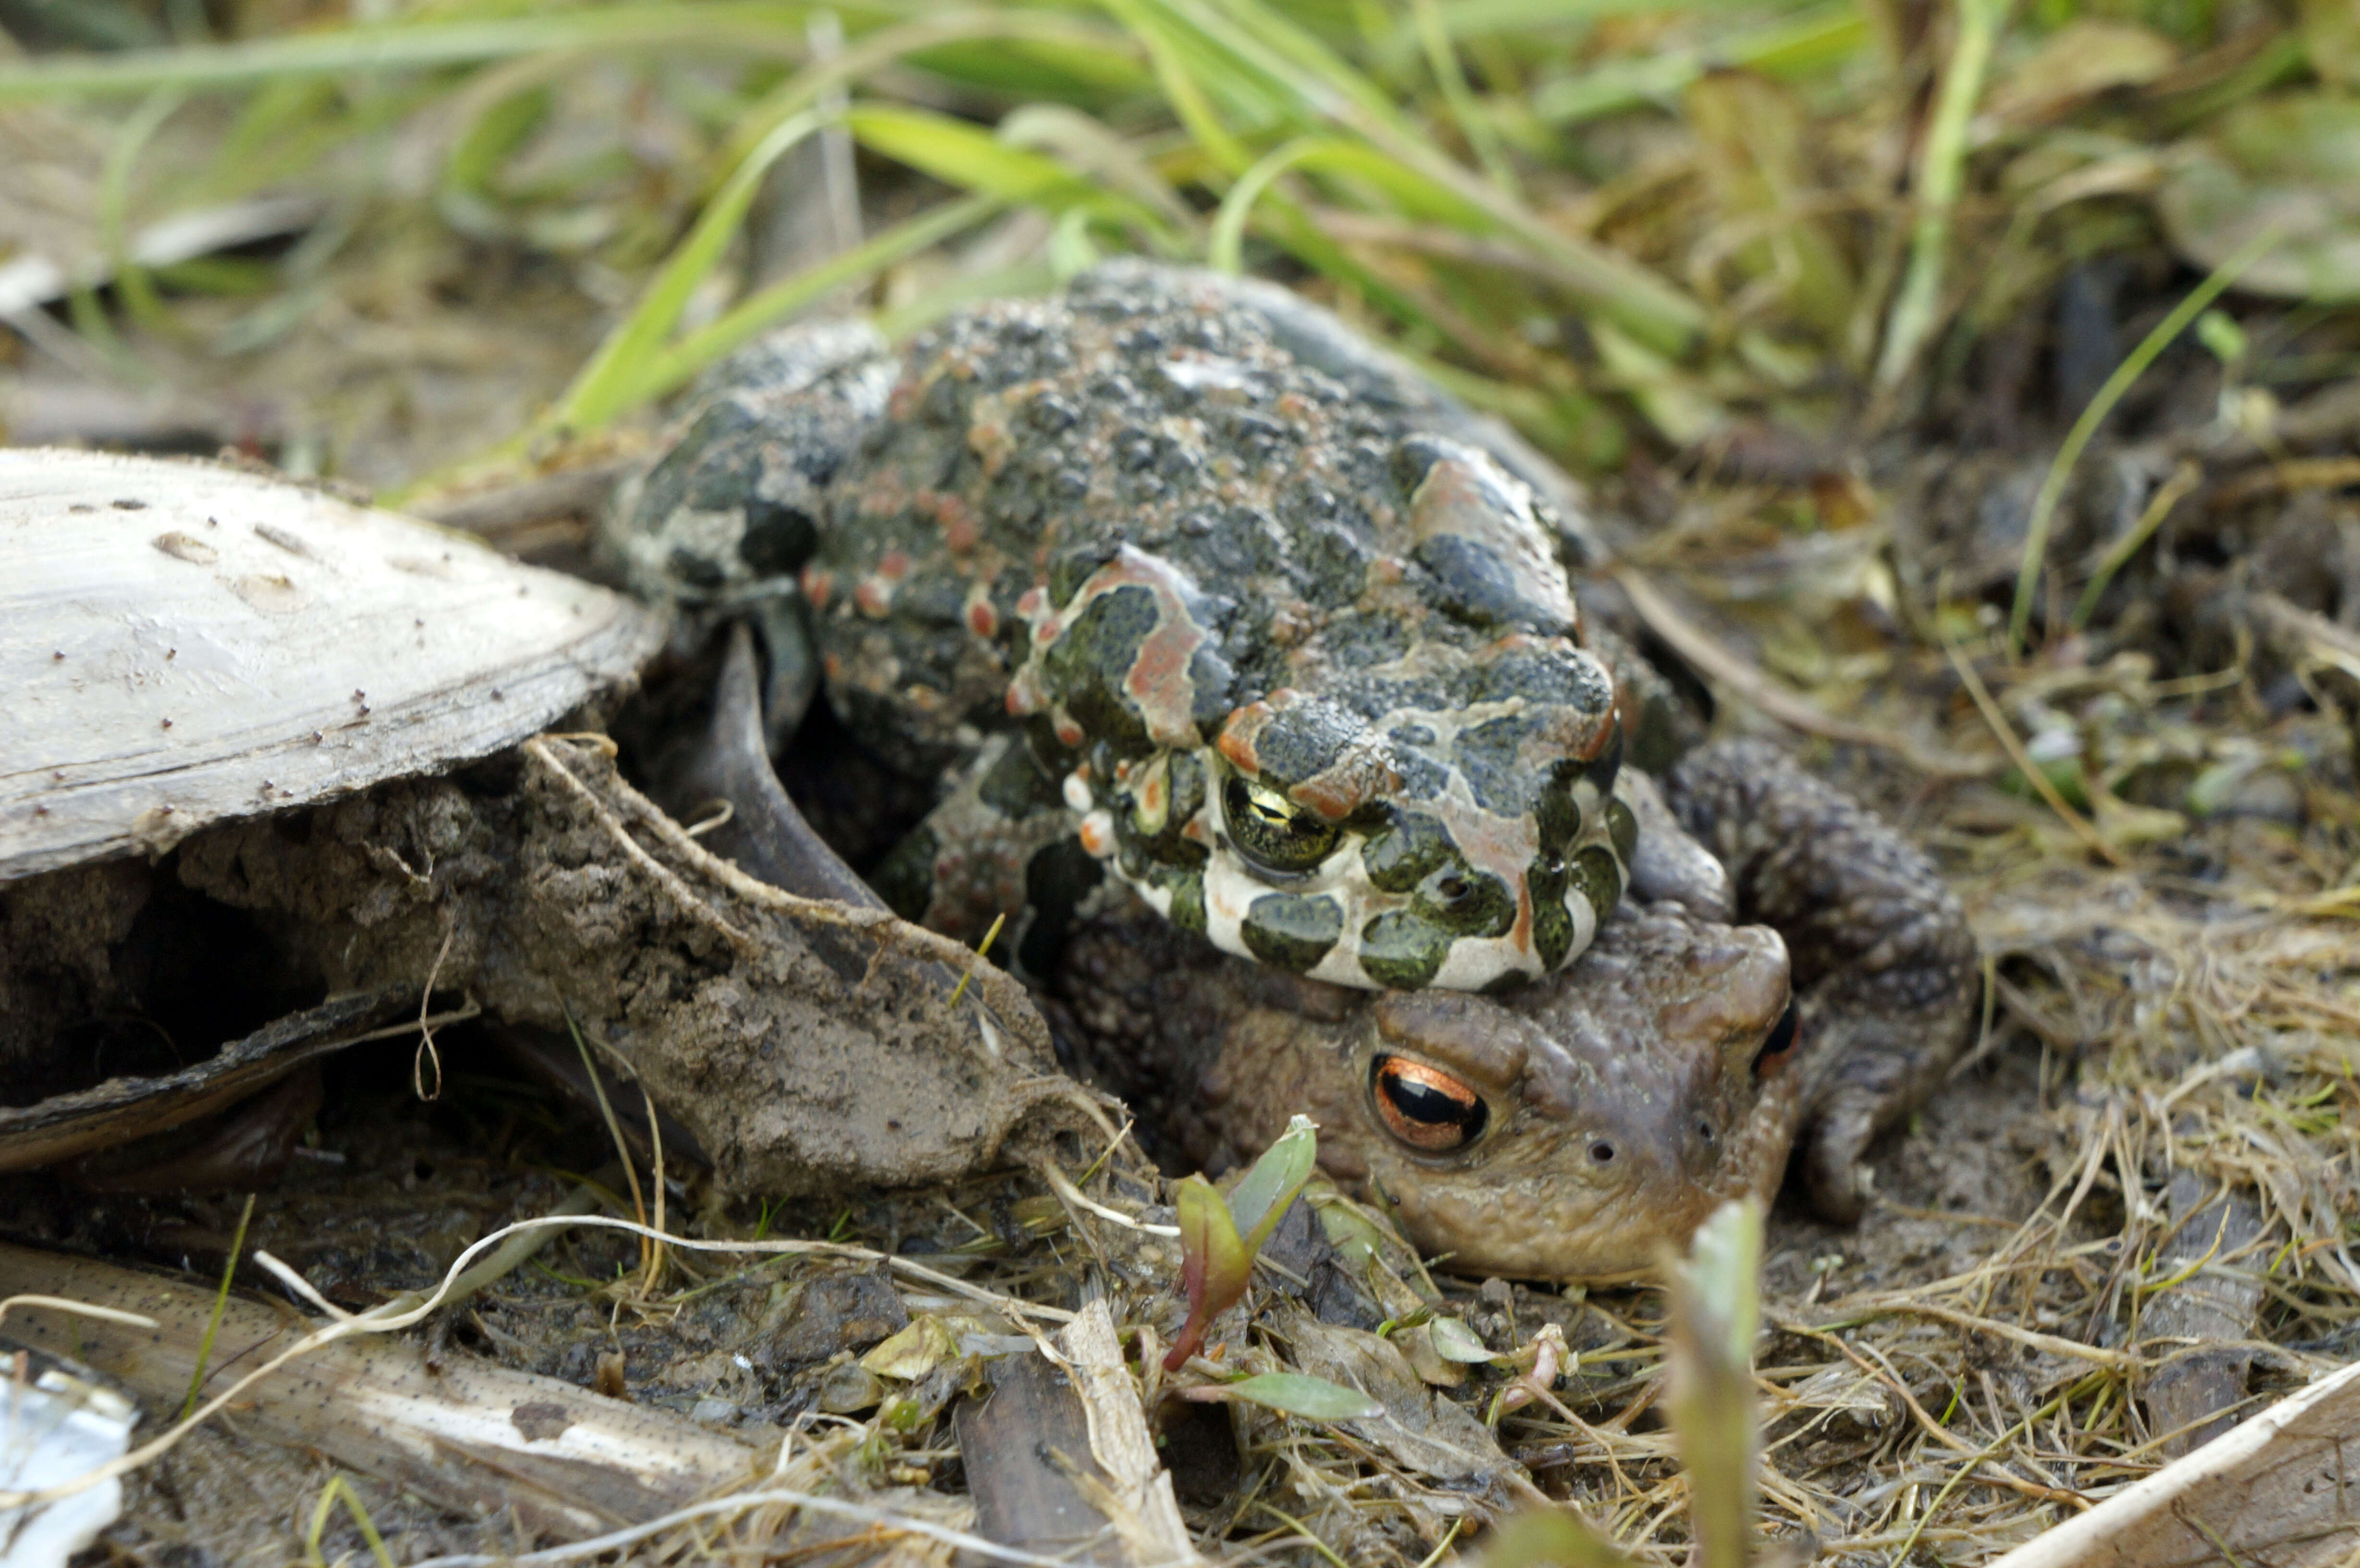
top-left (1051, 1300), bottom-right (1202, 1566)
top-left (2138, 1171), bottom-right (2266, 1458)
top-left (0, 991), bottom-right (406, 1175)
top-left (0, 1242), bottom-right (762, 1538)
top-left (956, 1300), bottom-right (1203, 1568)
top-left (1986, 1358), bottom-right (2360, 1568)
top-left (160, 737), bottom-right (1107, 1201)
top-left (957, 1351), bottom-right (1128, 1567)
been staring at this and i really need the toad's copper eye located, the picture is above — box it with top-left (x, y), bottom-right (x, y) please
top-left (1370, 1054), bottom-right (1489, 1152)
top-left (1224, 775), bottom-right (1341, 874)
top-left (1754, 1004), bottom-right (1800, 1078)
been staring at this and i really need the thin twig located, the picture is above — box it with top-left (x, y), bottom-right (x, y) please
top-left (1615, 566), bottom-right (1991, 776)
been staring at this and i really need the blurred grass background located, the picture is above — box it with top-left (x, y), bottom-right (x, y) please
top-left (0, 0), bottom-right (2352, 502)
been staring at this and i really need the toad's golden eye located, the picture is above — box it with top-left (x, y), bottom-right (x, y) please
top-left (1371, 1054), bottom-right (1489, 1152)
top-left (1224, 775), bottom-right (1342, 874)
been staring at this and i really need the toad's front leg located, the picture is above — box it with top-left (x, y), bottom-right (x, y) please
top-left (1662, 739), bottom-right (1979, 1222)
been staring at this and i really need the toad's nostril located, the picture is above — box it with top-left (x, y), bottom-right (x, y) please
top-left (1589, 1140), bottom-right (1616, 1164)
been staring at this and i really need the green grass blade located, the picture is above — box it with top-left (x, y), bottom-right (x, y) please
top-left (1199, 1372), bottom-right (1383, 1421)
top-left (1872, 0), bottom-right (2005, 393)
top-left (182, 1193), bottom-right (256, 1422)
top-left (634, 194), bottom-right (1002, 402)
top-left (1211, 135), bottom-right (1329, 271)
top-left (0, 4), bottom-right (819, 104)
top-left (847, 104), bottom-right (1129, 213)
top-left (1210, 134), bottom-right (1495, 271)
top-left (714, 11), bottom-right (1146, 174)
top-left (546, 107), bottom-right (828, 436)
top-left (1228, 1114), bottom-right (1318, 1251)
top-left (1475, 1508), bottom-right (1646, 1568)
top-left (1101, 0), bottom-right (1260, 173)
top-left (1194, 0), bottom-right (1425, 141)
top-left (2007, 227), bottom-right (2282, 653)
top-left (1529, 5), bottom-right (1865, 125)
top-left (1413, 0), bottom-right (1521, 196)
top-left (1665, 1200), bottom-right (1764, 1568)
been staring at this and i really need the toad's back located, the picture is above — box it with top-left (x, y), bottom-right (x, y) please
top-left (615, 265), bottom-right (1629, 993)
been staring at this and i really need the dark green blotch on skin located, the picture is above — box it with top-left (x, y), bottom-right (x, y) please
top-left (1040, 584), bottom-right (1160, 760)
top-left (1252, 698), bottom-right (1363, 790)
top-left (1607, 796), bottom-right (1638, 863)
top-left (1160, 868), bottom-right (1207, 933)
top-left (1361, 811), bottom-right (1456, 894)
top-left (1019, 838), bottom-right (1105, 977)
top-left (871, 824), bottom-right (940, 925)
top-left (641, 400), bottom-right (759, 523)
top-left (1167, 750), bottom-right (1208, 833)
top-left (1358, 910), bottom-right (1448, 989)
top-left (1534, 765), bottom-right (1583, 855)
top-left (1425, 868), bottom-right (1513, 939)
top-left (1116, 760), bottom-right (1211, 872)
top-left (1047, 541), bottom-right (1119, 610)
top-left (1569, 845), bottom-right (1622, 922)
top-left (978, 739), bottom-right (1063, 820)
top-left (1528, 855), bottom-right (1574, 970)
top-left (1241, 892), bottom-right (1343, 972)
top-left (1022, 713), bottom-right (1079, 776)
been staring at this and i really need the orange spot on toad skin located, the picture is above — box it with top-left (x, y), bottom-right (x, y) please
top-left (1289, 744), bottom-right (1396, 821)
top-left (966, 406), bottom-right (1014, 478)
top-left (1054, 716), bottom-right (1085, 748)
top-left (1216, 714), bottom-right (1264, 774)
top-left (1124, 614), bottom-right (1201, 734)
top-left (967, 599), bottom-right (998, 638)
top-left (1077, 812), bottom-right (1116, 856)
top-left (923, 491), bottom-right (981, 554)
top-left (853, 576), bottom-right (894, 617)
top-left (800, 567), bottom-right (834, 609)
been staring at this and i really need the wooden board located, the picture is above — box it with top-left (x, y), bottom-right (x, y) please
top-left (0, 450), bottom-right (666, 881)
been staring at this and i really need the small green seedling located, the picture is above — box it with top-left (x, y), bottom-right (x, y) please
top-left (1665, 1199), bottom-right (1766, 1568)
top-left (1162, 1114), bottom-right (1318, 1372)
top-left (1474, 1198), bottom-right (1766, 1568)
top-left (1178, 1371), bottom-right (1381, 1421)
